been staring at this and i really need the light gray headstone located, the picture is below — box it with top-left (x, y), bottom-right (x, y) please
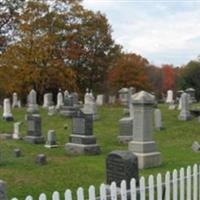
top-left (166, 90), bottom-right (173, 104)
top-left (3, 98), bottom-right (13, 121)
top-left (43, 93), bottom-right (53, 108)
top-left (13, 122), bottom-right (22, 140)
top-left (56, 92), bottom-right (63, 109)
top-left (192, 141), bottom-right (200, 152)
top-left (45, 130), bottom-right (58, 148)
top-left (27, 89), bottom-right (38, 113)
top-left (48, 106), bottom-right (56, 116)
top-left (154, 109), bottom-right (163, 130)
top-left (96, 94), bottom-right (104, 106)
top-left (12, 92), bottom-right (18, 108)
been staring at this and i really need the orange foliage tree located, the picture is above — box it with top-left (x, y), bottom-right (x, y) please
top-left (108, 53), bottom-right (150, 92)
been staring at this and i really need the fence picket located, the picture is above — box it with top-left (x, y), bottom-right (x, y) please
top-left (39, 193), bottom-right (47, 200)
top-left (64, 189), bottom-right (72, 200)
top-left (120, 180), bottom-right (127, 200)
top-left (89, 185), bottom-right (96, 200)
top-left (77, 187), bottom-right (84, 200)
top-left (139, 177), bottom-right (145, 200)
top-left (193, 164), bottom-right (198, 200)
top-left (156, 173), bottom-right (162, 200)
top-left (52, 191), bottom-right (60, 200)
top-left (172, 169), bottom-right (178, 200)
top-left (110, 182), bottom-right (117, 200)
top-left (165, 172), bottom-right (170, 200)
top-left (187, 166), bottom-right (192, 200)
top-left (130, 178), bottom-right (137, 200)
top-left (148, 175), bottom-right (154, 200)
top-left (180, 168), bottom-right (185, 200)
top-left (100, 184), bottom-right (107, 200)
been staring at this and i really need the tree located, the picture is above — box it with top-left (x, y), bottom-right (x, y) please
top-left (178, 60), bottom-right (200, 100)
top-left (108, 53), bottom-right (150, 92)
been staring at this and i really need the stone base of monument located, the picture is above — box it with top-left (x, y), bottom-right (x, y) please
top-left (27, 104), bottom-right (38, 113)
top-left (118, 117), bottom-right (133, 144)
top-left (3, 115), bottom-right (14, 121)
top-left (129, 141), bottom-right (161, 169)
top-left (0, 133), bottom-right (12, 140)
top-left (24, 136), bottom-right (45, 144)
top-left (60, 106), bottom-right (80, 117)
top-left (123, 108), bottom-right (129, 116)
top-left (178, 112), bottom-right (192, 121)
top-left (65, 143), bottom-right (101, 155)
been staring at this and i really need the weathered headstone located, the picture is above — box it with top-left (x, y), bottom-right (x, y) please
top-left (178, 93), bottom-right (192, 121)
top-left (128, 91), bottom-right (161, 169)
top-left (118, 117), bottom-right (133, 143)
top-left (27, 89), bottom-right (38, 113)
top-left (35, 154), bottom-right (47, 165)
top-left (96, 94), bottom-right (104, 106)
top-left (3, 98), bottom-right (13, 121)
top-left (48, 106), bottom-right (56, 116)
top-left (106, 151), bottom-right (139, 188)
top-left (186, 88), bottom-right (197, 103)
top-left (118, 88), bottom-right (129, 106)
top-left (108, 95), bottom-right (116, 104)
top-left (178, 97), bottom-right (182, 110)
top-left (56, 91), bottom-right (64, 109)
top-left (0, 180), bottom-right (7, 200)
top-left (43, 93), bottom-right (54, 108)
top-left (154, 109), bottom-right (163, 130)
top-left (166, 90), bottom-right (173, 104)
top-left (12, 92), bottom-right (18, 108)
top-left (128, 87), bottom-right (135, 117)
top-left (65, 110), bottom-right (101, 155)
top-left (24, 114), bottom-right (45, 144)
top-left (13, 122), bottom-right (22, 140)
top-left (192, 141), bottom-right (200, 152)
top-left (45, 130), bottom-right (58, 148)
top-left (13, 148), bottom-right (21, 157)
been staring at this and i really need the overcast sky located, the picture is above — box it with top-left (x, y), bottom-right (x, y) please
top-left (82, 0), bottom-right (200, 66)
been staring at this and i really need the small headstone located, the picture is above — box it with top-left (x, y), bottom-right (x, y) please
top-left (13, 148), bottom-right (21, 157)
top-left (106, 151), bottom-right (139, 188)
top-left (96, 94), bottom-right (104, 106)
top-left (13, 122), bottom-right (22, 140)
top-left (12, 92), bottom-right (18, 108)
top-left (0, 134), bottom-right (12, 140)
top-left (35, 154), bottom-right (47, 165)
top-left (24, 114), bottom-right (45, 144)
top-left (166, 90), bottom-right (174, 104)
top-left (178, 93), bottom-right (192, 121)
top-left (118, 88), bottom-right (129, 106)
top-left (45, 130), bottom-right (58, 148)
top-left (0, 180), bottom-right (7, 200)
top-left (48, 106), bottom-right (56, 116)
top-left (192, 141), bottom-right (200, 152)
top-left (168, 103), bottom-right (176, 110)
top-left (108, 95), bottom-right (116, 104)
top-left (43, 93), bottom-right (54, 108)
top-left (154, 109), bottom-right (163, 130)
top-left (186, 88), bottom-right (197, 103)
top-left (56, 91), bottom-right (64, 109)
top-left (27, 89), bottom-right (38, 113)
top-left (3, 98), bottom-right (14, 121)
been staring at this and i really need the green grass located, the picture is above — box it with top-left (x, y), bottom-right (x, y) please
top-left (0, 104), bottom-right (200, 199)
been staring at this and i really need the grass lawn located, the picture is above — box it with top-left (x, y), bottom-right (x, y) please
top-left (0, 104), bottom-right (200, 199)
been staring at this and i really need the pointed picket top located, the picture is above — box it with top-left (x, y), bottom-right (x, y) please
top-left (132, 91), bottom-right (155, 104)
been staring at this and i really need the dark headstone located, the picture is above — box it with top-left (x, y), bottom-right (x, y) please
top-left (0, 180), bottom-right (7, 200)
top-left (13, 148), bottom-right (21, 157)
top-left (35, 154), bottom-right (47, 165)
top-left (106, 151), bottom-right (139, 188)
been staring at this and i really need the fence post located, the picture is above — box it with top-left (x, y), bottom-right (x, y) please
top-left (0, 180), bottom-right (8, 200)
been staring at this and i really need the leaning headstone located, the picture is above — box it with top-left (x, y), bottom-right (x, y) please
top-left (178, 93), bottom-right (192, 121)
top-left (65, 110), bottom-right (101, 155)
top-left (43, 93), bottom-right (54, 108)
top-left (12, 92), bottom-right (18, 108)
top-left (128, 91), bottom-right (161, 169)
top-left (0, 180), bottom-right (7, 200)
top-left (154, 109), bottom-right (163, 130)
top-left (3, 98), bottom-right (14, 121)
top-left (35, 154), bottom-right (47, 165)
top-left (24, 114), bottom-right (45, 144)
top-left (27, 89), bottom-right (38, 113)
top-left (13, 148), bottom-right (21, 157)
top-left (96, 94), bottom-right (104, 106)
top-left (118, 117), bottom-right (133, 143)
top-left (166, 90), bottom-right (174, 104)
top-left (106, 151), bottom-right (139, 188)
top-left (45, 130), bottom-right (58, 148)
top-left (13, 122), bottom-right (22, 140)
top-left (192, 141), bottom-right (200, 152)
top-left (56, 91), bottom-right (64, 109)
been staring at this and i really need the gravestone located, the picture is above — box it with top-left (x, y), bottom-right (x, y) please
top-left (35, 154), bottom-right (47, 165)
top-left (24, 114), bottom-right (45, 144)
top-left (43, 93), bottom-right (54, 108)
top-left (118, 117), bottom-right (133, 143)
top-left (12, 92), bottom-right (18, 108)
top-left (106, 151), bottom-right (139, 188)
top-left (0, 180), bottom-right (7, 200)
top-left (3, 98), bottom-right (13, 121)
top-left (13, 122), bottom-right (22, 140)
top-left (96, 94), bottom-right (104, 106)
top-left (128, 91), bottom-right (161, 169)
top-left (45, 130), bottom-right (58, 148)
top-left (65, 110), bottom-right (101, 155)
top-left (166, 90), bottom-right (174, 104)
top-left (118, 88), bottom-right (129, 106)
top-left (178, 93), bottom-right (192, 121)
top-left (192, 141), bottom-right (200, 152)
top-left (27, 89), bottom-right (38, 113)
top-left (108, 95), bottom-right (116, 104)
top-left (186, 88), bottom-right (197, 103)
top-left (48, 106), bottom-right (56, 116)
top-left (154, 109), bottom-right (163, 130)
top-left (13, 148), bottom-right (21, 157)
top-left (128, 87), bottom-right (135, 117)
top-left (56, 91), bottom-right (64, 109)
top-left (178, 97), bottom-right (182, 110)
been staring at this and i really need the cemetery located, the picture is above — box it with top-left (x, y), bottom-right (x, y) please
top-left (1, 0), bottom-right (200, 200)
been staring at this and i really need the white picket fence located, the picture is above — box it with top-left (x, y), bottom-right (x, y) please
top-left (11, 163), bottom-right (200, 200)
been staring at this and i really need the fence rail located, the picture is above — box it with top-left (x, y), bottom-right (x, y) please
top-left (11, 163), bottom-right (200, 200)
